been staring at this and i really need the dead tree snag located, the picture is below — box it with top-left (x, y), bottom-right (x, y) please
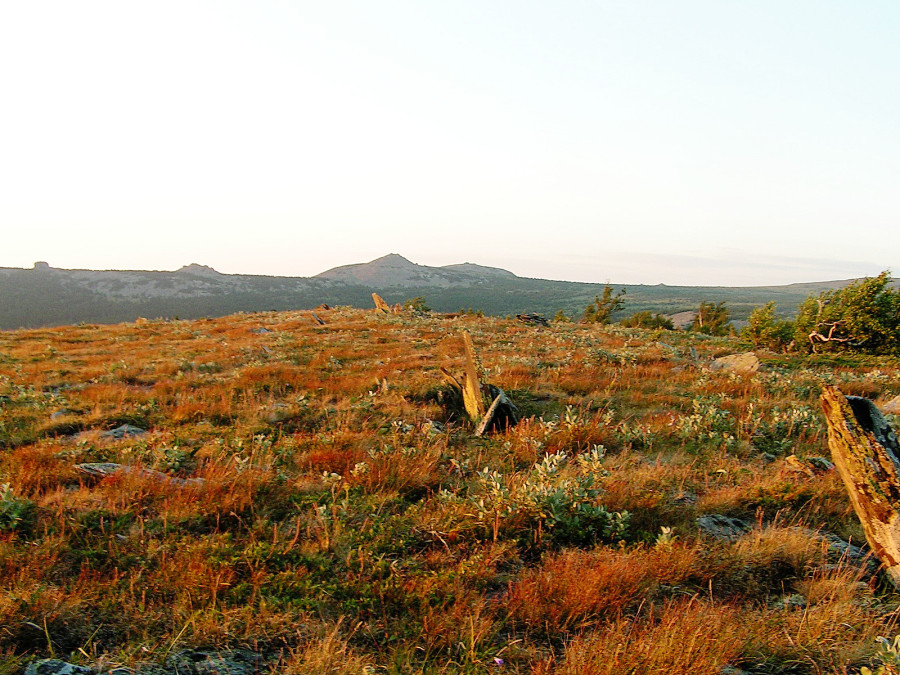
top-left (821, 385), bottom-right (900, 586)
top-left (442, 330), bottom-right (519, 435)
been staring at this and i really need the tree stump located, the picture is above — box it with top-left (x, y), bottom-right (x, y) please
top-left (441, 330), bottom-right (519, 435)
top-left (821, 385), bottom-right (900, 586)
top-left (372, 292), bottom-right (392, 313)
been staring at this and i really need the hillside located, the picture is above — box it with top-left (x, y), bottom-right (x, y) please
top-left (2, 308), bottom-right (900, 673)
top-left (0, 256), bottom-right (872, 330)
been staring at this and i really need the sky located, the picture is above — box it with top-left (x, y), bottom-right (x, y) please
top-left (2, 1), bottom-right (899, 286)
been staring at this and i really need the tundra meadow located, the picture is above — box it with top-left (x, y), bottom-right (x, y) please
top-left (2, 307), bottom-right (900, 674)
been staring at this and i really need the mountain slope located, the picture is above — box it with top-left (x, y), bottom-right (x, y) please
top-left (315, 253), bottom-right (516, 287)
top-left (0, 257), bottom-right (876, 330)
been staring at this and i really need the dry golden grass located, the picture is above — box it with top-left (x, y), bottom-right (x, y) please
top-left (2, 308), bottom-right (900, 673)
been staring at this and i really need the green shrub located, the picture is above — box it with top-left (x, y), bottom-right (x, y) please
top-left (742, 302), bottom-right (794, 351)
top-left (620, 311), bottom-right (674, 330)
top-left (0, 483), bottom-right (34, 532)
top-left (583, 285), bottom-right (626, 324)
top-left (690, 301), bottom-right (731, 335)
top-left (793, 271), bottom-right (900, 354)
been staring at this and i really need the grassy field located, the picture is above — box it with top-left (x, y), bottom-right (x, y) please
top-left (2, 308), bottom-right (900, 674)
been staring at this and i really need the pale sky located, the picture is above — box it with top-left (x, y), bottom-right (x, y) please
top-left (2, 1), bottom-right (898, 286)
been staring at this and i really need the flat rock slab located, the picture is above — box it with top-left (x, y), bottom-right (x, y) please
top-left (27, 650), bottom-right (265, 675)
top-left (101, 424), bottom-right (147, 439)
top-left (696, 514), bottom-right (751, 540)
top-left (165, 649), bottom-right (264, 675)
top-left (75, 462), bottom-right (203, 487)
top-left (709, 352), bottom-right (761, 374)
top-left (25, 660), bottom-right (92, 675)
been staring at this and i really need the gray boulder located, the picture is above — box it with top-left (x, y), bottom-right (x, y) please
top-left (696, 514), bottom-right (751, 540)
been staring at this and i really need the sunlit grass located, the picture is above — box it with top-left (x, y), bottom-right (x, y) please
top-left (2, 308), bottom-right (900, 672)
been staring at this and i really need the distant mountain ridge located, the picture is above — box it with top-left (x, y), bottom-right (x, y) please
top-left (315, 253), bottom-right (516, 287)
top-left (0, 255), bottom-right (875, 330)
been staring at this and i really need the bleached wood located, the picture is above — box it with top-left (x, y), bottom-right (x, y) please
top-left (461, 330), bottom-right (486, 421)
top-left (821, 385), bottom-right (900, 586)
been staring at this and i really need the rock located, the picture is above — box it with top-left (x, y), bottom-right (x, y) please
top-left (719, 667), bottom-right (749, 675)
top-left (101, 424), bottom-right (147, 439)
top-left (164, 649), bottom-right (264, 675)
top-left (710, 352), bottom-right (761, 374)
top-left (25, 660), bottom-right (92, 675)
top-left (790, 527), bottom-right (880, 577)
top-left (669, 490), bottom-right (697, 505)
top-left (696, 514), bottom-right (751, 540)
top-left (442, 331), bottom-right (519, 435)
top-left (75, 462), bottom-right (203, 487)
top-left (26, 651), bottom-right (266, 675)
top-left (422, 419), bottom-right (446, 434)
top-left (668, 310), bottom-right (697, 331)
top-left (808, 456), bottom-right (835, 472)
top-left (784, 454), bottom-right (815, 477)
top-left (881, 394), bottom-right (900, 415)
top-left (818, 532), bottom-right (879, 575)
top-left (475, 387), bottom-right (520, 437)
top-left (250, 327), bottom-right (271, 334)
top-left (516, 313), bottom-right (550, 327)
top-left (50, 409), bottom-right (72, 420)
top-left (655, 342), bottom-right (679, 355)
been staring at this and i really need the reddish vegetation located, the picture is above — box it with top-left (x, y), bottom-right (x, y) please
top-left (1, 308), bottom-right (899, 673)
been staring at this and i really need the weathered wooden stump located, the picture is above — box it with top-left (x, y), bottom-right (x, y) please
top-left (441, 330), bottom-right (519, 435)
top-left (372, 292), bottom-right (392, 313)
top-left (821, 385), bottom-right (900, 586)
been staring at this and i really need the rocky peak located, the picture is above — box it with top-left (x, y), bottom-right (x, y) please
top-left (176, 263), bottom-right (220, 277)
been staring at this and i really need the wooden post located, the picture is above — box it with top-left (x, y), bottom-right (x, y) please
top-left (821, 385), bottom-right (900, 586)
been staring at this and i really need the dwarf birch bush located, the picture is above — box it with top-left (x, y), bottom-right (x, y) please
top-left (455, 448), bottom-right (629, 549)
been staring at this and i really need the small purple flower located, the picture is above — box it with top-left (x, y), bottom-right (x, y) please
top-left (493, 657), bottom-right (504, 666)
